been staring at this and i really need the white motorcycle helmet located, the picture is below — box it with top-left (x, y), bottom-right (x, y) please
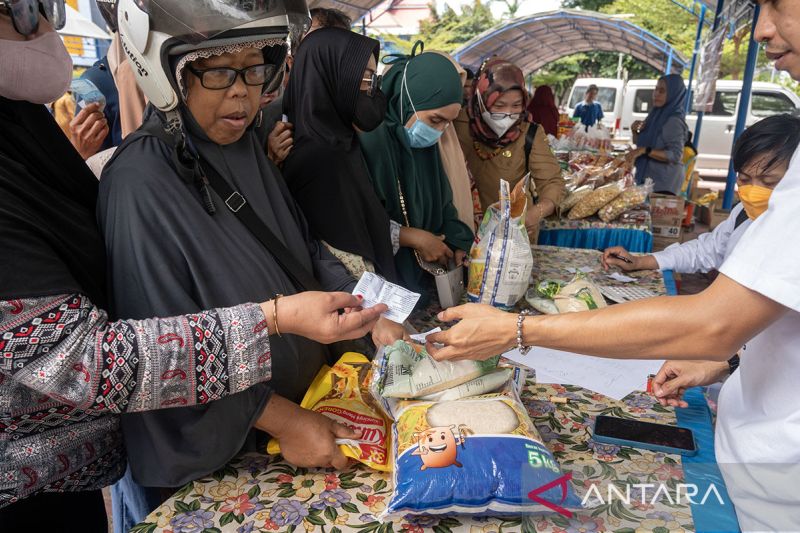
top-left (117, 0), bottom-right (309, 112)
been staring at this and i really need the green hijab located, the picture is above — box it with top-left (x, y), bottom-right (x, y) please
top-left (359, 45), bottom-right (473, 297)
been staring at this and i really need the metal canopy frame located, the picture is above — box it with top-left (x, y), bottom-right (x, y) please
top-left (452, 10), bottom-right (688, 76)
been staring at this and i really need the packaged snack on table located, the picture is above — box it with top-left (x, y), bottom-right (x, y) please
top-left (598, 178), bottom-right (654, 222)
top-left (267, 353), bottom-right (392, 471)
top-left (568, 181), bottom-right (624, 220)
top-left (559, 184), bottom-right (594, 212)
top-left (553, 275), bottom-right (608, 313)
top-left (382, 384), bottom-right (582, 519)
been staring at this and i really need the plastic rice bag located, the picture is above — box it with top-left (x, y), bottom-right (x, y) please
top-left (267, 353), bottom-right (392, 471)
top-left (568, 181), bottom-right (624, 220)
top-left (376, 340), bottom-right (500, 400)
top-left (598, 178), bottom-right (654, 222)
top-left (467, 178), bottom-right (533, 310)
top-left (382, 385), bottom-right (582, 519)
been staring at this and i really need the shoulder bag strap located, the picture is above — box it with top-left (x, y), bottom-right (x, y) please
top-left (198, 156), bottom-right (323, 292)
top-left (524, 122), bottom-right (539, 167)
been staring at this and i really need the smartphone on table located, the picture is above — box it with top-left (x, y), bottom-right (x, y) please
top-left (592, 415), bottom-right (697, 456)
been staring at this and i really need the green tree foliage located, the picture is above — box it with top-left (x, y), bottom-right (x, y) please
top-left (561, 0), bottom-right (613, 10)
top-left (378, 0), bottom-right (497, 56)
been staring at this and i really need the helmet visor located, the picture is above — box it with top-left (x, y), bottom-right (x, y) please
top-left (139, 0), bottom-right (310, 44)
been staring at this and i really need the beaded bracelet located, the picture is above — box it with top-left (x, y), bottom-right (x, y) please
top-left (516, 310), bottom-right (532, 354)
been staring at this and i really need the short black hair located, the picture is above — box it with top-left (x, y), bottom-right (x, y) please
top-left (309, 8), bottom-right (352, 30)
top-left (464, 67), bottom-right (475, 80)
top-left (733, 114), bottom-right (800, 174)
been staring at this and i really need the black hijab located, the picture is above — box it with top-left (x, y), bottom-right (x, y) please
top-left (282, 28), bottom-right (397, 281)
top-left (0, 97), bottom-right (107, 307)
top-left (99, 102), bottom-right (353, 487)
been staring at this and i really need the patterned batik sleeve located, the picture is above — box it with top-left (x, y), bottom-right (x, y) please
top-left (0, 294), bottom-right (272, 413)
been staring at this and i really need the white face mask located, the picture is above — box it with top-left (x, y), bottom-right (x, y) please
top-left (481, 110), bottom-right (518, 137)
top-left (0, 30), bottom-right (73, 104)
top-left (477, 89), bottom-right (520, 138)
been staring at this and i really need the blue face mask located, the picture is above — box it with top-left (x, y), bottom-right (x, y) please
top-left (400, 61), bottom-right (445, 149)
top-left (405, 117), bottom-right (443, 148)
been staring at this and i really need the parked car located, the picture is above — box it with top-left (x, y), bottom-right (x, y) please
top-left (566, 77), bottom-right (800, 178)
top-left (621, 79), bottom-right (800, 178)
top-left (565, 78), bottom-right (625, 133)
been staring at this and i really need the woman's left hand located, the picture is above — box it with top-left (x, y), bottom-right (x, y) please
top-left (425, 303), bottom-right (517, 361)
top-left (371, 316), bottom-right (409, 347)
top-left (625, 147), bottom-right (645, 165)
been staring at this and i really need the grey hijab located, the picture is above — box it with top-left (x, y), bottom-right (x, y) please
top-left (98, 107), bottom-right (354, 488)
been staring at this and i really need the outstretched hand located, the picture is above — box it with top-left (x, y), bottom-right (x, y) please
top-left (277, 292), bottom-right (387, 344)
top-left (425, 303), bottom-right (516, 361)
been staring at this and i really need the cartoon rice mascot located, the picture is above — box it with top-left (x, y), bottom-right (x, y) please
top-left (412, 424), bottom-right (472, 470)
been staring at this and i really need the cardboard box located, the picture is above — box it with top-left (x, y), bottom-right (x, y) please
top-left (650, 193), bottom-right (685, 243)
top-left (698, 204), bottom-right (731, 231)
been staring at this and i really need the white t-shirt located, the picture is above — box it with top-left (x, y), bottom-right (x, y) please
top-left (716, 150), bottom-right (800, 532)
top-left (653, 203), bottom-right (749, 273)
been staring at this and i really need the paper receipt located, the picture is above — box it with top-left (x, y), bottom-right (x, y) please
top-left (352, 272), bottom-right (420, 323)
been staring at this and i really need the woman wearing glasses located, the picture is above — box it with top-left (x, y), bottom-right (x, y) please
top-left (359, 44), bottom-right (474, 299)
top-left (455, 58), bottom-right (565, 242)
top-left (96, 0), bottom-right (400, 524)
top-left (0, 1), bottom-right (386, 530)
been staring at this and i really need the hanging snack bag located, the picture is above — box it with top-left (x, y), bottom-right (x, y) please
top-left (467, 178), bottom-right (534, 310)
top-left (267, 353), bottom-right (392, 471)
top-left (382, 385), bottom-right (582, 519)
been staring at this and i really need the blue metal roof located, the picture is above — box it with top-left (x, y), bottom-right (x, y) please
top-left (452, 10), bottom-right (689, 76)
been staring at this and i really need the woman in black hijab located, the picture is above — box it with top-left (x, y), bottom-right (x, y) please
top-left (97, 18), bottom-right (400, 521)
top-left (0, 10), bottom-right (381, 533)
top-left (282, 28), bottom-right (397, 281)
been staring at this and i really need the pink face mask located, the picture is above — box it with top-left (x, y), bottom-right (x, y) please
top-left (0, 30), bottom-right (73, 104)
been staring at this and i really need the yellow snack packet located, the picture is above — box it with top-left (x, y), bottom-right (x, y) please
top-left (266, 353), bottom-right (392, 471)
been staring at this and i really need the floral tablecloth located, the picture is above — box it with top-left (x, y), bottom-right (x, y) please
top-left (136, 246), bottom-right (699, 533)
top-left (409, 245), bottom-right (667, 332)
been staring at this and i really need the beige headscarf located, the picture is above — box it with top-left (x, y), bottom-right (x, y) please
top-left (107, 33), bottom-right (147, 137)
top-left (424, 50), bottom-right (475, 231)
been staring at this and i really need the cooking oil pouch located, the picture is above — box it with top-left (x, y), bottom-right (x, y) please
top-left (267, 353), bottom-right (391, 471)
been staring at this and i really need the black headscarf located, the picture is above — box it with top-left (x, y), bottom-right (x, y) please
top-left (0, 97), bottom-right (107, 307)
top-left (99, 103), bottom-right (354, 487)
top-left (282, 28), bottom-right (397, 281)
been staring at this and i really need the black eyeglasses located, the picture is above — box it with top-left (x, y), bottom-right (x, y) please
top-left (186, 63), bottom-right (277, 90)
top-left (486, 112), bottom-right (522, 120)
top-left (1, 0), bottom-right (65, 36)
top-left (361, 72), bottom-right (383, 97)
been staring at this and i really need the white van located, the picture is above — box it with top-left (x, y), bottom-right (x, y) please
top-left (620, 79), bottom-right (800, 178)
top-left (565, 78), bottom-right (625, 133)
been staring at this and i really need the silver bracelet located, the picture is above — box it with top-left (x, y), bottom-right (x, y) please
top-left (516, 310), bottom-right (532, 354)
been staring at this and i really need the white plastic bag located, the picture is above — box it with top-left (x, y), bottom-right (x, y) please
top-left (467, 179), bottom-right (533, 310)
